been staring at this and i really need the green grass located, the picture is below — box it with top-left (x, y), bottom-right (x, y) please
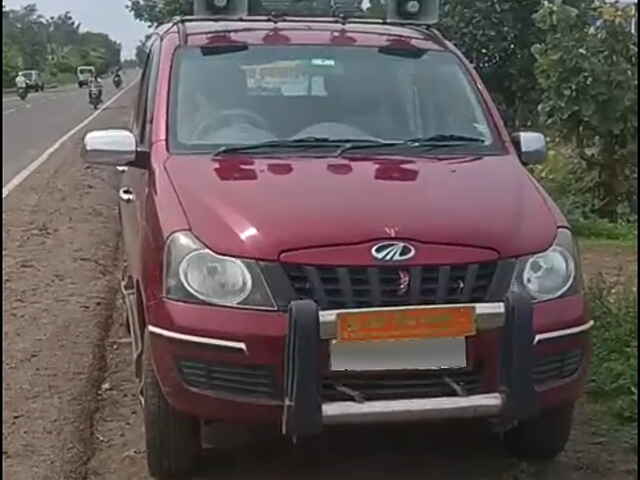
top-left (586, 275), bottom-right (637, 438)
top-left (573, 218), bottom-right (637, 244)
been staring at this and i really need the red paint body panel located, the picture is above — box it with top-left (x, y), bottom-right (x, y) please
top-left (165, 155), bottom-right (557, 261)
top-left (148, 293), bottom-right (590, 423)
top-left (187, 22), bottom-right (447, 49)
top-left (279, 240), bottom-right (498, 266)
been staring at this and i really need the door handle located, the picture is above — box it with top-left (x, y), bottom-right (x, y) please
top-left (119, 187), bottom-right (135, 203)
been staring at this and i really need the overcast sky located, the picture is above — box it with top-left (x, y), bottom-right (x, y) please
top-left (4, 0), bottom-right (150, 58)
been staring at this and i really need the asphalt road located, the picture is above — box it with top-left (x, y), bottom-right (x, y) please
top-left (2, 76), bottom-right (135, 188)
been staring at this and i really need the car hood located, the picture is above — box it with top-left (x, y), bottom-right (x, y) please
top-left (165, 154), bottom-right (560, 262)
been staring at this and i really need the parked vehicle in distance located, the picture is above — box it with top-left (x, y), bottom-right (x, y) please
top-left (77, 66), bottom-right (95, 87)
top-left (82, 0), bottom-right (592, 478)
top-left (18, 70), bottom-right (45, 92)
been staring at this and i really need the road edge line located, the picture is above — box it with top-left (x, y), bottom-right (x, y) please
top-left (2, 79), bottom-right (138, 199)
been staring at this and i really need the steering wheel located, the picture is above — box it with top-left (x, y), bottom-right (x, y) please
top-left (193, 109), bottom-right (269, 140)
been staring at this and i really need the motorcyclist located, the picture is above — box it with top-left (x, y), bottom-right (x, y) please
top-left (15, 72), bottom-right (28, 100)
top-left (113, 68), bottom-right (123, 88)
top-left (15, 72), bottom-right (27, 91)
top-left (88, 74), bottom-right (103, 103)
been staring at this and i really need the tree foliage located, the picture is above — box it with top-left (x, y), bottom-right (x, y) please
top-left (127, 0), bottom-right (189, 26)
top-left (440, 0), bottom-right (545, 128)
top-left (2, 4), bottom-right (122, 87)
top-left (533, 0), bottom-right (637, 220)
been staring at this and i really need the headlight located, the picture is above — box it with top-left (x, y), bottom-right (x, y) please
top-left (510, 229), bottom-right (582, 302)
top-left (164, 231), bottom-right (275, 310)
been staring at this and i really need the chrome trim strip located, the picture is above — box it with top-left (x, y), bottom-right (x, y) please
top-left (148, 325), bottom-right (248, 353)
top-left (319, 302), bottom-right (505, 339)
top-left (322, 393), bottom-right (504, 425)
top-left (533, 321), bottom-right (594, 345)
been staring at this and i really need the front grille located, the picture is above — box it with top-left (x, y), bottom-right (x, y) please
top-left (177, 360), bottom-right (279, 400)
top-left (532, 350), bottom-right (583, 385)
top-left (322, 369), bottom-right (484, 402)
top-left (282, 262), bottom-right (499, 310)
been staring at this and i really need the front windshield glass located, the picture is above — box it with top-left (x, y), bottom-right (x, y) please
top-left (79, 67), bottom-right (93, 75)
top-left (20, 71), bottom-right (35, 80)
top-left (169, 45), bottom-right (501, 155)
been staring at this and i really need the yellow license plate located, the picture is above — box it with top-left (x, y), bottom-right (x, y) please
top-left (337, 306), bottom-right (476, 342)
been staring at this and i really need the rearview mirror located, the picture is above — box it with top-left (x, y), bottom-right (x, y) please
top-left (511, 132), bottom-right (547, 166)
top-left (81, 129), bottom-right (147, 168)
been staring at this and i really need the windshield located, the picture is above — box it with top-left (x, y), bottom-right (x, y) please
top-left (169, 45), bottom-right (501, 155)
top-left (78, 67), bottom-right (94, 75)
top-left (20, 71), bottom-right (35, 80)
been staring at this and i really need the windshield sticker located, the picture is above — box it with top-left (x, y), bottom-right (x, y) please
top-left (311, 58), bottom-right (336, 67)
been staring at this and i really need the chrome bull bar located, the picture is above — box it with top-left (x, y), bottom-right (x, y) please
top-left (322, 393), bottom-right (505, 425)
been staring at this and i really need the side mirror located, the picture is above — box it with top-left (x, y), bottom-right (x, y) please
top-left (511, 131), bottom-right (547, 166)
top-left (81, 129), bottom-right (148, 169)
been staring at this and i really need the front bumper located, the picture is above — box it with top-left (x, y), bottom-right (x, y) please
top-left (322, 393), bottom-right (505, 425)
top-left (147, 293), bottom-right (591, 434)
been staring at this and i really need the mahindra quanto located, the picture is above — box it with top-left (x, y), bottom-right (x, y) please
top-left (81, 0), bottom-right (592, 478)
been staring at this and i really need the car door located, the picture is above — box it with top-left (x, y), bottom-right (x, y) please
top-left (120, 37), bottom-right (161, 282)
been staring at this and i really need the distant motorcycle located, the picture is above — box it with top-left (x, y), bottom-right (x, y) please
top-left (17, 87), bottom-right (28, 101)
top-left (89, 86), bottom-right (103, 110)
top-left (113, 73), bottom-right (122, 89)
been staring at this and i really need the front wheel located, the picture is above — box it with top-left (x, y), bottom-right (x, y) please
top-left (143, 331), bottom-right (201, 479)
top-left (503, 404), bottom-right (575, 460)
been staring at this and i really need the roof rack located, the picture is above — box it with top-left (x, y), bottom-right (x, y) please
top-left (170, 14), bottom-right (447, 46)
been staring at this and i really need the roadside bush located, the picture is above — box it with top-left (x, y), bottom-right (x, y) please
top-left (532, 144), bottom-right (638, 239)
top-left (533, 145), bottom-right (602, 221)
top-left (587, 274), bottom-right (637, 426)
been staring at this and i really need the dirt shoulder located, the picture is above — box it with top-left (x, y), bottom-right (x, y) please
top-left (2, 93), bottom-right (134, 480)
top-left (580, 239), bottom-right (637, 284)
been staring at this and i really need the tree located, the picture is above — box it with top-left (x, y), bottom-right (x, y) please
top-left (439, 0), bottom-right (546, 128)
top-left (127, 0), bottom-right (189, 26)
top-left (135, 35), bottom-right (152, 66)
top-left (533, 0), bottom-right (637, 220)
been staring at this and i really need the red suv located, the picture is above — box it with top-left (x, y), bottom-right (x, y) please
top-left (82, 1), bottom-right (592, 478)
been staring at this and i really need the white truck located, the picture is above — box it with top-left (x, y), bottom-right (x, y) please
top-left (76, 66), bottom-right (95, 88)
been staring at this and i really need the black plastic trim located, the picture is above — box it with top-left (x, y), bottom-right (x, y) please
top-left (501, 291), bottom-right (538, 421)
top-left (282, 300), bottom-right (323, 438)
top-left (257, 262), bottom-right (296, 309)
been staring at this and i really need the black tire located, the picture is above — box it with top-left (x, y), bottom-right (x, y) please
top-left (143, 331), bottom-right (201, 479)
top-left (503, 404), bottom-right (575, 460)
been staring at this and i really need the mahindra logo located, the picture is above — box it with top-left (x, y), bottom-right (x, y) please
top-left (371, 242), bottom-right (416, 262)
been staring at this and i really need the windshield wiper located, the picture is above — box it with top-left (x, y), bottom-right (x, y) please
top-left (336, 134), bottom-right (487, 156)
top-left (213, 137), bottom-right (388, 156)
